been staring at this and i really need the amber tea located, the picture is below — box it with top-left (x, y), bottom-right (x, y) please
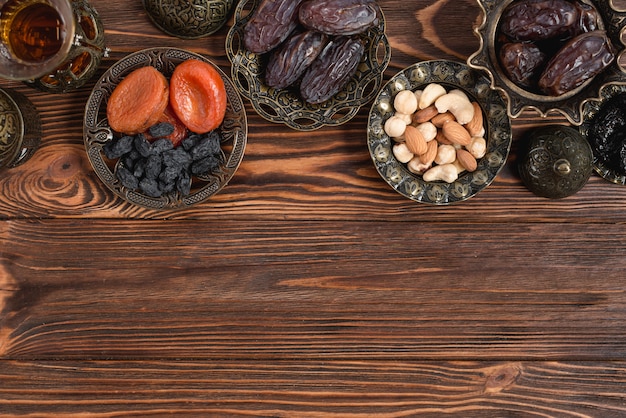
top-left (0, 0), bottom-right (69, 64)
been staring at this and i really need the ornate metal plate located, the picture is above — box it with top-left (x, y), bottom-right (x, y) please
top-left (468, 0), bottom-right (626, 126)
top-left (367, 60), bottom-right (512, 205)
top-left (225, 0), bottom-right (391, 131)
top-left (580, 83), bottom-right (626, 185)
top-left (84, 47), bottom-right (247, 210)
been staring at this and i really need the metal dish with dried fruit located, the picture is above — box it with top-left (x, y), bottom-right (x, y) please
top-left (84, 47), bottom-right (247, 210)
top-left (225, 0), bottom-right (391, 131)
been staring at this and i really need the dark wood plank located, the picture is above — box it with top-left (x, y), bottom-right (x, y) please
top-left (2, 220), bottom-right (626, 360)
top-left (1, 360), bottom-right (625, 416)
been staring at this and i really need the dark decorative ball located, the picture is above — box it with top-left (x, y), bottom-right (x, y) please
top-left (143, 0), bottom-right (234, 39)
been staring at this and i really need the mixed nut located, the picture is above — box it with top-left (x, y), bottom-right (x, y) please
top-left (385, 83), bottom-right (487, 184)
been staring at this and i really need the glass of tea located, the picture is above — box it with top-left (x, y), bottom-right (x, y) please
top-left (0, 0), bottom-right (107, 93)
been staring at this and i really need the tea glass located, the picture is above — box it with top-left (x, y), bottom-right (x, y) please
top-left (0, 0), bottom-right (107, 93)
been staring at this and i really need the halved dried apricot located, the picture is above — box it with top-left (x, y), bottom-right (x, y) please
top-left (107, 66), bottom-right (169, 135)
top-left (170, 59), bottom-right (227, 134)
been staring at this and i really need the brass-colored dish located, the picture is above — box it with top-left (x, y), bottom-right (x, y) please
top-left (83, 48), bottom-right (247, 210)
top-left (468, 0), bottom-right (626, 125)
top-left (143, 0), bottom-right (234, 39)
top-left (225, 0), bottom-right (391, 131)
top-left (579, 83), bottom-right (626, 185)
top-left (367, 60), bottom-right (512, 205)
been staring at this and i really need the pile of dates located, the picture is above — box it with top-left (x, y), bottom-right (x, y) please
top-left (243, 0), bottom-right (381, 104)
top-left (497, 0), bottom-right (615, 96)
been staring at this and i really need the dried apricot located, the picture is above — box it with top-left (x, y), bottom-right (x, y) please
top-left (107, 66), bottom-right (169, 135)
top-left (170, 59), bottom-right (227, 134)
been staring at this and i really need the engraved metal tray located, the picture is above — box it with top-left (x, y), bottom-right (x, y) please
top-left (468, 0), bottom-right (626, 126)
top-left (367, 60), bottom-right (512, 205)
top-left (225, 0), bottom-right (391, 131)
top-left (83, 47), bottom-right (247, 210)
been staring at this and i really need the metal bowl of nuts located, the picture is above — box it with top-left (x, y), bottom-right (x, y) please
top-left (83, 48), bottom-right (247, 210)
top-left (468, 0), bottom-right (626, 125)
top-left (225, 0), bottom-right (391, 131)
top-left (367, 60), bottom-right (512, 205)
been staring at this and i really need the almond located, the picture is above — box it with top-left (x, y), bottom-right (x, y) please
top-left (404, 125), bottom-right (428, 155)
top-left (431, 111), bottom-right (455, 128)
top-left (442, 120), bottom-right (471, 146)
top-left (465, 102), bottom-right (484, 137)
top-left (456, 148), bottom-right (478, 172)
top-left (411, 104), bottom-right (438, 125)
top-left (419, 138), bottom-right (438, 165)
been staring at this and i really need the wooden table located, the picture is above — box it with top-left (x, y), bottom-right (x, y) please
top-left (2, 0), bottom-right (626, 416)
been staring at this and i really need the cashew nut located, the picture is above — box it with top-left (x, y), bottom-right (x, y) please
top-left (434, 92), bottom-right (475, 125)
top-left (418, 83), bottom-right (447, 110)
top-left (384, 115), bottom-right (407, 138)
top-left (423, 163), bottom-right (458, 183)
top-left (394, 89), bottom-right (418, 115)
top-left (392, 142), bottom-right (414, 163)
top-left (407, 157), bottom-right (431, 175)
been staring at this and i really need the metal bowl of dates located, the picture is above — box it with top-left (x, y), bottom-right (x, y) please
top-left (143, 0), bottom-right (234, 39)
top-left (225, 0), bottom-right (391, 131)
top-left (367, 60), bottom-right (513, 205)
top-left (83, 48), bottom-right (247, 210)
top-left (580, 83), bottom-right (626, 184)
top-left (468, 0), bottom-right (626, 125)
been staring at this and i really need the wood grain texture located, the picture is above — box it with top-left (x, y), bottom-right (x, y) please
top-left (1, 360), bottom-right (625, 417)
top-left (2, 0), bottom-right (626, 416)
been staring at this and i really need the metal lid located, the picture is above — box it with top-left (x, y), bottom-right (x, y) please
top-left (142, 0), bottom-right (234, 39)
top-left (0, 88), bottom-right (41, 169)
top-left (518, 125), bottom-right (593, 199)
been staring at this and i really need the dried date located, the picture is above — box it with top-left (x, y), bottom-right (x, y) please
top-left (500, 0), bottom-right (600, 42)
top-left (265, 30), bottom-right (329, 89)
top-left (538, 30), bottom-right (615, 95)
top-left (243, 0), bottom-right (306, 54)
top-left (300, 36), bottom-right (364, 104)
top-left (499, 42), bottom-right (547, 88)
top-left (298, 0), bottom-right (381, 36)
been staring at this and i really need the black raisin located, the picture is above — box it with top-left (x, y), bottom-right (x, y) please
top-left (163, 147), bottom-right (192, 169)
top-left (103, 135), bottom-right (134, 159)
top-left (149, 122), bottom-right (175, 138)
top-left (151, 138), bottom-right (174, 155)
top-left (116, 165), bottom-right (139, 190)
top-left (144, 154), bottom-right (162, 180)
top-left (177, 170), bottom-right (192, 196)
top-left (134, 133), bottom-right (152, 158)
top-left (139, 177), bottom-right (162, 198)
top-left (191, 155), bottom-right (220, 175)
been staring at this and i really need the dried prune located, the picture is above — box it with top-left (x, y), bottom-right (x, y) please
top-left (243, 0), bottom-right (306, 54)
top-left (588, 93), bottom-right (626, 173)
top-left (300, 37), bottom-right (364, 104)
top-left (538, 30), bottom-right (614, 96)
top-left (500, 0), bottom-right (600, 42)
top-left (265, 30), bottom-right (328, 89)
top-left (299, 0), bottom-right (381, 36)
top-left (499, 42), bottom-right (547, 88)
